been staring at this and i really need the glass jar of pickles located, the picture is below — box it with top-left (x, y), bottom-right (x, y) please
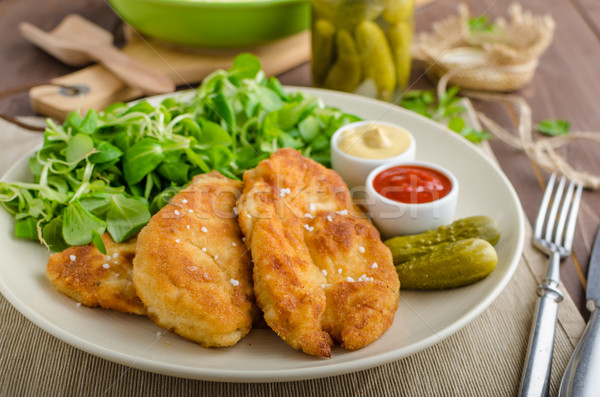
top-left (310, 0), bottom-right (414, 101)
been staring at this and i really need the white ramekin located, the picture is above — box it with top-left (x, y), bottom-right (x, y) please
top-left (365, 160), bottom-right (459, 238)
top-left (330, 120), bottom-right (416, 189)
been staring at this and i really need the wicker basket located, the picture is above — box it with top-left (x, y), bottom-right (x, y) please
top-left (412, 3), bottom-right (555, 92)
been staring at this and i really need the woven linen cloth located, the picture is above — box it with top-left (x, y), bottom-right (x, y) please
top-left (0, 118), bottom-right (584, 396)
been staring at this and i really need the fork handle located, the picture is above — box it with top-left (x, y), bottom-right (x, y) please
top-left (519, 252), bottom-right (564, 397)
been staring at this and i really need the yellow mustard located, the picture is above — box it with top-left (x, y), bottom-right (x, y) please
top-left (337, 123), bottom-right (411, 159)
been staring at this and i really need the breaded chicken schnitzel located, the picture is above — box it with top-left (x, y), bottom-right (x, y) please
top-left (46, 233), bottom-right (145, 315)
top-left (237, 148), bottom-right (400, 358)
top-left (133, 171), bottom-right (257, 347)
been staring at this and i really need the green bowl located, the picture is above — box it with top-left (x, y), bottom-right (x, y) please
top-left (108, 0), bottom-right (310, 48)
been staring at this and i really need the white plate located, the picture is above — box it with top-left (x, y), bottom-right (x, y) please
top-left (0, 88), bottom-right (524, 382)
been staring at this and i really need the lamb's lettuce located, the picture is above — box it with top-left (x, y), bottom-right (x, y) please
top-left (0, 53), bottom-right (360, 252)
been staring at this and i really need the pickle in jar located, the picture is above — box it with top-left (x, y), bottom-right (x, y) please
top-left (355, 20), bottom-right (397, 100)
top-left (311, 0), bottom-right (339, 20)
top-left (388, 21), bottom-right (413, 89)
top-left (310, 0), bottom-right (414, 98)
top-left (323, 30), bottom-right (362, 92)
top-left (382, 0), bottom-right (414, 24)
top-left (312, 19), bottom-right (336, 86)
top-left (313, 0), bottom-right (385, 31)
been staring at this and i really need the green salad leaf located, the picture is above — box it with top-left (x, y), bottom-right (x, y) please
top-left (0, 53), bottom-right (360, 251)
top-left (123, 138), bottom-right (165, 185)
top-left (106, 194), bottom-right (151, 242)
top-left (62, 201), bottom-right (107, 246)
top-left (91, 230), bottom-right (107, 255)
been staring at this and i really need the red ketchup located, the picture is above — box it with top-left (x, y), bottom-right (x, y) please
top-left (373, 165), bottom-right (452, 204)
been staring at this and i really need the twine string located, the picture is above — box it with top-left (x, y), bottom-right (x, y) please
top-left (437, 72), bottom-right (600, 190)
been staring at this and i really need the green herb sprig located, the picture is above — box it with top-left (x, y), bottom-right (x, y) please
top-left (536, 119), bottom-right (570, 136)
top-left (399, 86), bottom-right (492, 143)
top-left (0, 53), bottom-right (360, 252)
top-left (468, 15), bottom-right (498, 34)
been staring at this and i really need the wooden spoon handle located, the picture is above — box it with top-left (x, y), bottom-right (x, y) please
top-left (91, 45), bottom-right (175, 95)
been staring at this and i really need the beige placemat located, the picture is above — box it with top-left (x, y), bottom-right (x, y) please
top-left (0, 118), bottom-right (585, 396)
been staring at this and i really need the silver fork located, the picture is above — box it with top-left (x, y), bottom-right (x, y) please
top-left (519, 173), bottom-right (583, 397)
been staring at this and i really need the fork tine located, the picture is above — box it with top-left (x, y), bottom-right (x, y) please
top-left (562, 182), bottom-right (583, 253)
top-left (534, 173), bottom-right (556, 239)
top-left (544, 175), bottom-right (566, 242)
top-left (554, 179), bottom-right (576, 247)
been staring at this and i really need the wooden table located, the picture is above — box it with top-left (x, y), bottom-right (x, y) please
top-left (1, 0), bottom-right (599, 314)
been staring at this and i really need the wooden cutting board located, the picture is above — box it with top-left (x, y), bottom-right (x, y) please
top-left (30, 30), bottom-right (311, 120)
top-left (30, 0), bottom-right (435, 121)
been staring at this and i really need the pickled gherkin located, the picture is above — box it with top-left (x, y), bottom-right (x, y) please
top-left (383, 0), bottom-right (414, 23)
top-left (312, 19), bottom-right (336, 86)
top-left (311, 0), bottom-right (338, 20)
top-left (310, 0), bottom-right (414, 100)
top-left (388, 21), bottom-right (413, 88)
top-left (355, 21), bottom-right (396, 100)
top-left (312, 0), bottom-right (384, 31)
top-left (384, 216), bottom-right (501, 265)
top-left (331, 0), bottom-right (384, 31)
top-left (395, 238), bottom-right (498, 290)
top-left (323, 30), bottom-right (362, 92)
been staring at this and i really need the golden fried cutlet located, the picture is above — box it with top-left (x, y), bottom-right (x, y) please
top-left (133, 171), bottom-right (256, 347)
top-left (46, 233), bottom-right (145, 315)
top-left (237, 148), bottom-right (400, 358)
